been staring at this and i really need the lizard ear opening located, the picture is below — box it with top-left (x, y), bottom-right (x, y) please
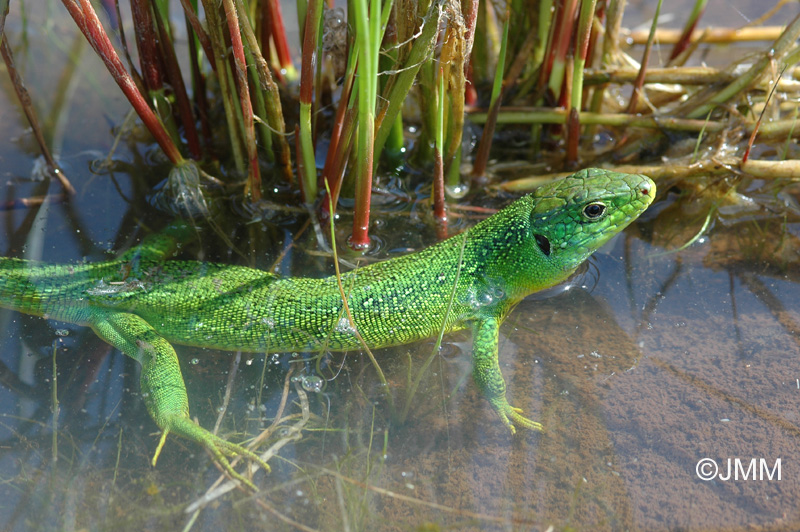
top-left (533, 234), bottom-right (551, 256)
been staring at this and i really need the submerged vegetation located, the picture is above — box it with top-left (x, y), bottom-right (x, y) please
top-left (3, 0), bottom-right (800, 240)
top-left (1, 0), bottom-right (800, 530)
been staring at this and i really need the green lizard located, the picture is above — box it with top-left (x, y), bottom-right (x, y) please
top-left (0, 168), bottom-right (654, 487)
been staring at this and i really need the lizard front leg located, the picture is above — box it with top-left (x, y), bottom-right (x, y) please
top-left (471, 316), bottom-right (543, 434)
top-left (89, 310), bottom-right (269, 489)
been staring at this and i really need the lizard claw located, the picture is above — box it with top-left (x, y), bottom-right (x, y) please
top-left (494, 403), bottom-right (544, 434)
top-left (200, 432), bottom-right (271, 491)
top-left (154, 417), bottom-right (270, 491)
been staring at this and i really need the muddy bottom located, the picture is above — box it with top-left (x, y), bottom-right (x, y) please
top-left (2, 198), bottom-right (798, 531)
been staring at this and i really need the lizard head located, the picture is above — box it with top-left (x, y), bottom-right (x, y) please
top-left (528, 168), bottom-right (656, 276)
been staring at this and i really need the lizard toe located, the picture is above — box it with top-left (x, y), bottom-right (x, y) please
top-left (155, 415), bottom-right (270, 491)
top-left (507, 406), bottom-right (544, 433)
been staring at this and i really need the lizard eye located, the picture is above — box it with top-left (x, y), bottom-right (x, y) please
top-left (582, 202), bottom-right (606, 220)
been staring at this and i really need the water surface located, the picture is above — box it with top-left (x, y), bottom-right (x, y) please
top-left (0, 3), bottom-right (799, 532)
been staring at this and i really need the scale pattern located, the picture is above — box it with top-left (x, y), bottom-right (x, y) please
top-left (0, 168), bottom-right (655, 481)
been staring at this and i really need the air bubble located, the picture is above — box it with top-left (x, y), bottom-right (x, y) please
top-left (335, 317), bottom-right (357, 335)
top-left (301, 375), bottom-right (324, 393)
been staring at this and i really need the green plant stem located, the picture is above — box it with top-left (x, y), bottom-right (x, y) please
top-left (379, 14), bottom-right (403, 165)
top-left (244, 45), bottom-right (274, 159)
top-left (439, 6), bottom-right (467, 188)
top-left (545, 0), bottom-right (578, 98)
top-left (298, 0), bottom-right (323, 203)
top-left (373, 0), bottom-right (442, 167)
top-left (490, 13), bottom-right (513, 98)
top-left (446, 144), bottom-right (462, 189)
top-left (570, 0), bottom-right (596, 112)
top-left (433, 68), bottom-right (446, 221)
top-left (203, 0), bottom-right (246, 175)
top-left (179, 0), bottom-right (215, 68)
top-left (682, 13), bottom-right (800, 119)
top-left (236, 0), bottom-right (293, 180)
top-left (469, 107), bottom-right (723, 130)
top-left (323, 181), bottom-right (393, 412)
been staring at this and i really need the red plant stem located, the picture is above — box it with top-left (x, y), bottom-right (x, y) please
top-left (112, 0), bottom-right (145, 91)
top-left (321, 70), bottom-right (355, 212)
top-left (558, 55), bottom-right (571, 109)
top-left (261, 2), bottom-right (272, 59)
top-left (223, 0), bottom-right (262, 200)
top-left (333, 109), bottom-right (357, 205)
top-left (743, 66), bottom-right (785, 163)
top-left (298, 1), bottom-right (317, 110)
top-left (626, 1), bottom-right (660, 114)
top-left (472, 19), bottom-right (536, 180)
top-left (465, 64), bottom-right (477, 106)
top-left (539, 0), bottom-right (578, 99)
top-left (433, 147), bottom-right (446, 222)
top-left (462, 0), bottom-right (478, 72)
top-left (585, 0), bottom-right (606, 69)
top-left (297, 0), bottom-right (324, 202)
top-left (179, 0), bottom-right (216, 72)
top-left (322, 97), bottom-right (346, 188)
top-left (153, 11), bottom-right (201, 159)
top-left (540, 1), bottom-right (563, 86)
top-left (0, 2), bottom-right (8, 35)
top-left (471, 96), bottom-right (501, 180)
top-left (0, 38), bottom-right (76, 194)
top-left (575, 1), bottom-right (596, 64)
top-left (185, 15), bottom-right (214, 156)
top-left (260, 5), bottom-right (285, 84)
top-left (129, 0), bottom-right (163, 92)
top-left (669, 5), bottom-right (706, 61)
top-left (320, 107), bottom-right (357, 219)
top-left (266, 0), bottom-right (293, 73)
top-left (350, 151), bottom-right (373, 249)
top-left (565, 107), bottom-right (580, 167)
top-left (62, 0), bottom-right (183, 165)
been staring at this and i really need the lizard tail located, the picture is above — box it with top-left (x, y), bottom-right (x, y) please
top-left (0, 257), bottom-right (44, 315)
top-left (0, 257), bottom-right (97, 322)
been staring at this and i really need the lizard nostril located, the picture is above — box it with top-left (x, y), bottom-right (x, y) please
top-left (640, 185), bottom-right (651, 196)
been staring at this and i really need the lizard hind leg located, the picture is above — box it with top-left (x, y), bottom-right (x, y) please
top-left (90, 310), bottom-right (269, 489)
top-left (116, 221), bottom-right (197, 265)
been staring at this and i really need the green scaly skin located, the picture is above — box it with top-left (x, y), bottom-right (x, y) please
top-left (0, 168), bottom-right (655, 488)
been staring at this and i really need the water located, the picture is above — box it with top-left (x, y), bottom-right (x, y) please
top-left (1, 3), bottom-right (800, 532)
top-left (3, 157), bottom-right (797, 531)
